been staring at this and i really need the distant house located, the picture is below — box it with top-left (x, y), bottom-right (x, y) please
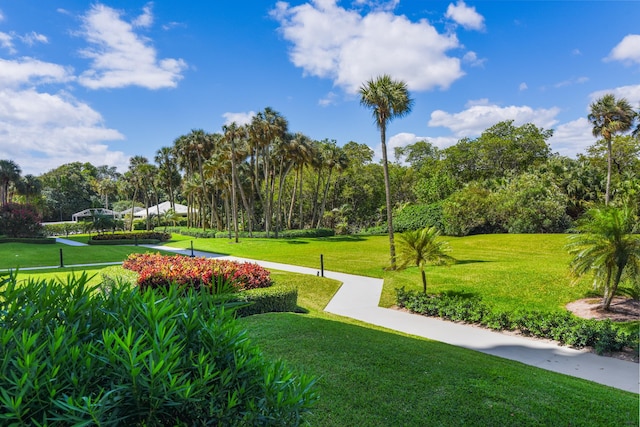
top-left (71, 208), bottom-right (121, 222)
top-left (131, 201), bottom-right (190, 218)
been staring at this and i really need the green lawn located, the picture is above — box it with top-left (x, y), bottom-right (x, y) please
top-left (161, 233), bottom-right (591, 312)
top-left (2, 235), bottom-right (638, 425)
top-left (0, 242), bottom-right (175, 270)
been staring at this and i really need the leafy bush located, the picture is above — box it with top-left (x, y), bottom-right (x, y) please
top-left (123, 253), bottom-right (272, 291)
top-left (0, 272), bottom-right (318, 425)
top-left (0, 203), bottom-right (43, 238)
top-left (396, 288), bottom-right (637, 354)
top-left (393, 203), bottom-right (445, 233)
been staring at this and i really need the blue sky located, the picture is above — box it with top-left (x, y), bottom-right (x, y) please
top-left (1, 0), bottom-right (638, 175)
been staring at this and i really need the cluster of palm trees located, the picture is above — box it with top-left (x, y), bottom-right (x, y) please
top-left (0, 160), bottom-right (41, 208)
top-left (124, 107), bottom-right (352, 238)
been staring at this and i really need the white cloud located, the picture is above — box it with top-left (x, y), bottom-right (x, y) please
top-left (0, 57), bottom-right (74, 88)
top-left (589, 84), bottom-right (640, 107)
top-left (519, 82), bottom-right (528, 91)
top-left (0, 31), bottom-right (15, 54)
top-left (318, 91), bottom-right (338, 106)
top-left (222, 111), bottom-right (256, 126)
top-left (428, 102), bottom-right (560, 138)
top-left (0, 88), bottom-right (128, 174)
top-left (272, 0), bottom-right (463, 94)
top-left (133, 3), bottom-right (154, 28)
top-left (77, 4), bottom-right (187, 89)
top-left (445, 0), bottom-right (485, 31)
top-left (554, 76), bottom-right (589, 88)
top-left (606, 34), bottom-right (640, 65)
top-left (462, 51), bottom-right (485, 67)
top-left (548, 117), bottom-right (593, 158)
top-left (19, 31), bottom-right (49, 46)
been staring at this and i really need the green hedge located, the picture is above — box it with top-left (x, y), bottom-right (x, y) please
top-left (0, 272), bottom-right (317, 425)
top-left (101, 265), bottom-right (298, 317)
top-left (87, 239), bottom-right (162, 245)
top-left (163, 227), bottom-right (335, 239)
top-left (396, 288), bottom-right (638, 355)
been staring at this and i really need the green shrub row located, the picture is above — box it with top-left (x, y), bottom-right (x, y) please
top-left (163, 226), bottom-right (335, 239)
top-left (87, 239), bottom-right (162, 245)
top-left (393, 202), bottom-right (445, 233)
top-left (43, 222), bottom-right (88, 236)
top-left (90, 232), bottom-right (171, 241)
top-left (0, 272), bottom-right (317, 425)
top-left (395, 288), bottom-right (638, 355)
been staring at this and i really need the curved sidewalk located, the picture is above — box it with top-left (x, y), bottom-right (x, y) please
top-left (51, 240), bottom-right (640, 393)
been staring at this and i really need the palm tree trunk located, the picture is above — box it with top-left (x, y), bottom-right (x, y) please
top-left (605, 138), bottom-right (612, 206)
top-left (380, 123), bottom-right (396, 269)
top-left (603, 265), bottom-right (624, 310)
top-left (316, 167), bottom-right (333, 228)
top-left (421, 267), bottom-right (427, 294)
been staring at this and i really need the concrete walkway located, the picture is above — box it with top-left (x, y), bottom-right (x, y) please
top-left (37, 240), bottom-right (640, 393)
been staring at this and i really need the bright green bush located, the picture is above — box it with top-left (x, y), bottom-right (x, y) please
top-left (396, 288), bottom-right (637, 354)
top-left (0, 272), bottom-right (318, 425)
top-left (393, 203), bottom-right (445, 233)
top-left (42, 222), bottom-right (85, 236)
top-left (236, 285), bottom-right (299, 317)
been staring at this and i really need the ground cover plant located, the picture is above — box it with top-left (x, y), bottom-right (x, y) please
top-left (0, 272), bottom-right (318, 425)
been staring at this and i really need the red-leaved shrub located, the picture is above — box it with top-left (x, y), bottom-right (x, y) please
top-left (122, 253), bottom-right (272, 291)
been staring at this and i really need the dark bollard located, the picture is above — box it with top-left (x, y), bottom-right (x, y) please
top-left (59, 248), bottom-right (64, 268)
top-left (320, 254), bottom-right (324, 277)
top-left (135, 236), bottom-right (138, 246)
top-left (190, 241), bottom-right (195, 257)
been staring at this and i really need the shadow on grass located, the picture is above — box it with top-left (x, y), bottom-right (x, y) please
top-left (283, 240), bottom-right (308, 245)
top-left (439, 290), bottom-right (480, 300)
top-left (454, 259), bottom-right (490, 265)
top-left (317, 235), bottom-right (366, 242)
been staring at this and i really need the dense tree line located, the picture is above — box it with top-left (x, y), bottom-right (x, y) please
top-left (1, 94), bottom-right (638, 236)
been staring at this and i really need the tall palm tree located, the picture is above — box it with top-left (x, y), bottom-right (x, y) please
top-left (567, 205), bottom-right (640, 311)
top-left (588, 94), bottom-right (635, 205)
top-left (359, 75), bottom-right (414, 269)
top-left (0, 159), bottom-right (21, 207)
top-left (397, 226), bottom-right (455, 294)
top-left (15, 174), bottom-right (42, 205)
top-left (155, 146), bottom-right (181, 210)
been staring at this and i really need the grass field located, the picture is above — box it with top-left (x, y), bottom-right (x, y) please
top-left (1, 234), bottom-right (638, 425)
top-left (149, 233), bottom-right (591, 312)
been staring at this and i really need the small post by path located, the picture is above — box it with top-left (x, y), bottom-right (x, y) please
top-left (190, 241), bottom-right (195, 257)
top-left (59, 248), bottom-right (64, 268)
top-left (320, 254), bottom-right (324, 277)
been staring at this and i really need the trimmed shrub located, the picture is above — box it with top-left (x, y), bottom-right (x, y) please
top-left (102, 265), bottom-right (299, 318)
top-left (42, 222), bottom-right (85, 237)
top-left (395, 288), bottom-right (637, 354)
top-left (0, 272), bottom-right (318, 425)
top-left (123, 253), bottom-right (272, 291)
top-left (90, 232), bottom-right (170, 241)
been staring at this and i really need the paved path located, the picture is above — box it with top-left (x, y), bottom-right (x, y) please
top-left (28, 240), bottom-right (640, 393)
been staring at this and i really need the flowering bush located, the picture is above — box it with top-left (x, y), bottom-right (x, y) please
top-left (123, 253), bottom-right (272, 291)
top-left (0, 203), bottom-right (43, 238)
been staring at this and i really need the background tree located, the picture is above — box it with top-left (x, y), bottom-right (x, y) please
top-left (588, 94), bottom-right (635, 205)
top-left (359, 75), bottom-right (413, 269)
top-left (0, 159), bottom-right (21, 207)
top-left (397, 226), bottom-right (455, 293)
top-left (567, 205), bottom-right (640, 310)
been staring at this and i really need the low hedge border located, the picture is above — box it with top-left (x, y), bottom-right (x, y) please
top-left (0, 237), bottom-right (55, 244)
top-left (396, 288), bottom-right (638, 355)
top-left (101, 266), bottom-right (298, 317)
top-left (88, 239), bottom-right (162, 245)
top-left (163, 226), bottom-right (335, 239)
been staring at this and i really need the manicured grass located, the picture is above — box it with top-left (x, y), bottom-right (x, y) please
top-left (165, 233), bottom-right (591, 313)
top-left (240, 313), bottom-right (638, 426)
top-left (4, 239), bottom-right (638, 425)
top-left (0, 242), bottom-right (174, 270)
